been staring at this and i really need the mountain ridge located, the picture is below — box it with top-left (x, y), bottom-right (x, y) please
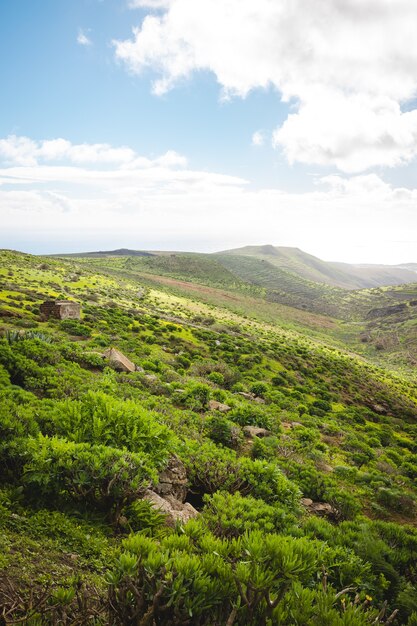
top-left (52, 244), bottom-right (417, 290)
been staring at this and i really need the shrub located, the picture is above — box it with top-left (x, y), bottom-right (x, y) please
top-left (205, 414), bottom-right (242, 449)
top-left (229, 404), bottom-right (271, 429)
top-left (60, 319), bottom-right (91, 337)
top-left (22, 435), bottom-right (157, 523)
top-left (201, 491), bottom-right (296, 538)
top-left (249, 381), bottom-right (268, 397)
top-left (108, 527), bottom-right (380, 626)
top-left (50, 391), bottom-right (174, 465)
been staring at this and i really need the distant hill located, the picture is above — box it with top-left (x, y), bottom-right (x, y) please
top-left (216, 245), bottom-right (417, 289)
top-left (54, 248), bottom-right (154, 258)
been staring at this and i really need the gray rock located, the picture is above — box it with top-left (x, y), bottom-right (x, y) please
top-left (301, 498), bottom-right (336, 517)
top-left (208, 400), bottom-right (231, 413)
top-left (243, 426), bottom-right (272, 438)
top-left (103, 348), bottom-right (135, 373)
top-left (237, 392), bottom-right (254, 400)
top-left (144, 490), bottom-right (198, 527)
top-left (155, 456), bottom-right (188, 502)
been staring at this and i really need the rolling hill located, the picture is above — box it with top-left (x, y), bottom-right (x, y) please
top-left (1, 248), bottom-right (417, 623)
top-left (217, 244), bottom-right (417, 289)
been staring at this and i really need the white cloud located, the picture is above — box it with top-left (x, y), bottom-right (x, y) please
top-left (251, 131), bottom-right (264, 147)
top-left (114, 0), bottom-right (417, 172)
top-left (77, 29), bottom-right (92, 47)
top-left (0, 135), bottom-right (187, 168)
top-left (1, 135), bottom-right (417, 263)
top-left (128, 0), bottom-right (173, 8)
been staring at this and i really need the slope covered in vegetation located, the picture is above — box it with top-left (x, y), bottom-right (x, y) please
top-left (1, 249), bottom-right (417, 625)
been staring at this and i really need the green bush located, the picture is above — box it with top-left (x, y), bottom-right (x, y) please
top-left (229, 404), bottom-right (271, 429)
top-left (206, 414), bottom-right (242, 449)
top-left (50, 391), bottom-right (174, 465)
top-left (201, 491), bottom-right (296, 538)
top-left (60, 319), bottom-right (91, 337)
top-left (108, 527), bottom-right (381, 626)
top-left (22, 435), bottom-right (157, 523)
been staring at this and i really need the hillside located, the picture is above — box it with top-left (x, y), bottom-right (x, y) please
top-left (1, 249), bottom-right (417, 624)
top-left (217, 245), bottom-right (417, 289)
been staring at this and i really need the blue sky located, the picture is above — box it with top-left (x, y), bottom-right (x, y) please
top-left (1, 0), bottom-right (417, 263)
top-left (0, 0), bottom-right (289, 186)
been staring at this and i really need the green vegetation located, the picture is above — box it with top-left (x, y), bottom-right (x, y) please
top-left (1, 248), bottom-right (417, 624)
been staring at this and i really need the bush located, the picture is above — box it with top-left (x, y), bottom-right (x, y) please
top-left (201, 491), bottom-right (296, 538)
top-left (182, 441), bottom-right (299, 508)
top-left (60, 319), bottom-right (91, 337)
top-left (22, 435), bottom-right (157, 523)
top-left (229, 404), bottom-right (271, 429)
top-left (108, 527), bottom-right (380, 626)
top-left (249, 381), bottom-right (268, 397)
top-left (206, 414), bottom-right (242, 449)
top-left (50, 391), bottom-right (174, 465)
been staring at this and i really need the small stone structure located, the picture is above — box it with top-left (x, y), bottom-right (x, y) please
top-left (143, 456), bottom-right (198, 527)
top-left (155, 456), bottom-right (188, 502)
top-left (40, 300), bottom-right (81, 321)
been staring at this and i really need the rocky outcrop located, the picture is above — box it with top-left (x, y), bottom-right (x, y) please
top-left (103, 348), bottom-right (136, 373)
top-left (243, 426), bottom-right (272, 438)
top-left (155, 456), bottom-right (188, 502)
top-left (208, 400), bottom-right (231, 413)
top-left (301, 498), bottom-right (336, 517)
top-left (366, 303), bottom-right (407, 320)
top-left (144, 490), bottom-right (198, 527)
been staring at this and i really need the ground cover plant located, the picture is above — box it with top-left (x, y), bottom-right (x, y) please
top-left (1, 249), bottom-right (417, 624)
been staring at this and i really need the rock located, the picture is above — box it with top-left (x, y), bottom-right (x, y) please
top-left (281, 421), bottom-right (302, 429)
top-left (155, 456), bottom-right (188, 502)
top-left (301, 498), bottom-right (336, 517)
top-left (144, 490), bottom-right (198, 527)
top-left (237, 392), bottom-right (254, 400)
top-left (208, 400), bottom-right (231, 413)
top-left (103, 348), bottom-right (135, 373)
top-left (319, 463), bottom-right (334, 473)
top-left (144, 374), bottom-right (158, 382)
top-left (243, 426), bottom-right (272, 438)
top-left (372, 404), bottom-right (388, 415)
top-left (254, 397), bottom-right (265, 404)
top-left (135, 365), bottom-right (145, 373)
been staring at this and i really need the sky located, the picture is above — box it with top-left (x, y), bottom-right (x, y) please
top-left (1, 0), bottom-right (417, 264)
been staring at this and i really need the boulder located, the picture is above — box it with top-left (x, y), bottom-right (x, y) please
top-left (372, 404), bottom-right (388, 415)
top-left (155, 456), bottom-right (188, 502)
top-left (208, 400), bottom-right (231, 413)
top-left (301, 498), bottom-right (336, 517)
top-left (236, 392), bottom-right (254, 400)
top-left (144, 490), bottom-right (198, 527)
top-left (254, 397), bottom-right (266, 404)
top-left (243, 426), bottom-right (272, 438)
top-left (103, 348), bottom-right (135, 373)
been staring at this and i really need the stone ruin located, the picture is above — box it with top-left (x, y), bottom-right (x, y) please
top-left (40, 300), bottom-right (81, 321)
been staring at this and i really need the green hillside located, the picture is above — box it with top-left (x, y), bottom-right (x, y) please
top-left (217, 245), bottom-right (417, 289)
top-left (1, 249), bottom-right (417, 624)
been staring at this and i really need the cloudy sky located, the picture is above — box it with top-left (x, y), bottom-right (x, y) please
top-left (1, 0), bottom-right (417, 263)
